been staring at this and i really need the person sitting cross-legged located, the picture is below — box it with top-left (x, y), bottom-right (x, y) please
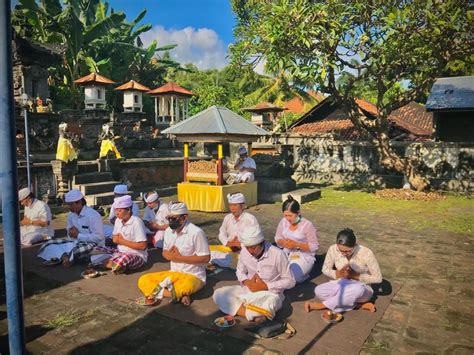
top-left (213, 225), bottom-right (295, 322)
top-left (304, 228), bottom-right (382, 314)
top-left (91, 195), bottom-right (148, 274)
top-left (37, 189), bottom-right (104, 266)
top-left (18, 187), bottom-right (54, 247)
top-left (137, 202), bottom-right (210, 306)
top-left (209, 192), bottom-right (260, 268)
top-left (142, 191), bottom-right (169, 248)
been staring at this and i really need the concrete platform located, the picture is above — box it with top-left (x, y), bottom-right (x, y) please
top-left (282, 188), bottom-right (321, 204)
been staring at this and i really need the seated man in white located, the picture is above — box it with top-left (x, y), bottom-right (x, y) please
top-left (137, 202), bottom-right (210, 306)
top-left (142, 191), bottom-right (169, 248)
top-left (91, 195), bottom-right (148, 274)
top-left (213, 225), bottom-right (295, 322)
top-left (18, 187), bottom-right (54, 246)
top-left (230, 147), bottom-right (256, 183)
top-left (104, 184), bottom-right (139, 239)
top-left (38, 189), bottom-right (104, 266)
top-left (209, 192), bottom-right (260, 268)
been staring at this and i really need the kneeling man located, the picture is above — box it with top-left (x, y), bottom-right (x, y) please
top-left (213, 225), bottom-right (295, 322)
top-left (137, 202), bottom-right (210, 306)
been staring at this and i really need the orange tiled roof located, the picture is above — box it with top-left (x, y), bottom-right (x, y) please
top-left (290, 98), bottom-right (433, 140)
top-left (74, 72), bottom-right (116, 85)
top-left (283, 90), bottom-right (325, 114)
top-left (114, 80), bottom-right (150, 92)
top-left (148, 82), bottom-right (194, 96)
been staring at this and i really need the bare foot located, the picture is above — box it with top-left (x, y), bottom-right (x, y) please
top-left (61, 253), bottom-right (72, 267)
top-left (304, 302), bottom-right (327, 313)
top-left (360, 302), bottom-right (376, 312)
top-left (253, 316), bottom-right (267, 323)
top-left (180, 295), bottom-right (191, 306)
top-left (145, 297), bottom-right (161, 306)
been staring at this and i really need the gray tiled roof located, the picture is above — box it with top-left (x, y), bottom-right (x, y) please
top-left (162, 106), bottom-right (269, 142)
top-left (426, 76), bottom-right (474, 111)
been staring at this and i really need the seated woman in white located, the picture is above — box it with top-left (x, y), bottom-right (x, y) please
top-left (104, 184), bottom-right (139, 239)
top-left (275, 195), bottom-right (318, 283)
top-left (305, 228), bottom-right (382, 313)
top-left (18, 187), bottom-right (54, 246)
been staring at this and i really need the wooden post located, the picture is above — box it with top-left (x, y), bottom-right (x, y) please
top-left (248, 142), bottom-right (253, 156)
top-left (184, 142), bottom-right (189, 182)
top-left (217, 143), bottom-right (223, 186)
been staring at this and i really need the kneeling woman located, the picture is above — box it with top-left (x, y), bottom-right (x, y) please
top-left (275, 196), bottom-right (319, 283)
top-left (305, 228), bottom-right (382, 313)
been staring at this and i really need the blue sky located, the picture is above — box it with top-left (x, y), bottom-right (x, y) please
top-left (11, 0), bottom-right (236, 69)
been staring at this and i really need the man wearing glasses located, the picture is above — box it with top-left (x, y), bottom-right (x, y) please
top-left (137, 202), bottom-right (210, 307)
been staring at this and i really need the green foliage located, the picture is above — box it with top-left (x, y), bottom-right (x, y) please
top-left (230, 0), bottom-right (473, 189)
top-left (12, 0), bottom-right (182, 109)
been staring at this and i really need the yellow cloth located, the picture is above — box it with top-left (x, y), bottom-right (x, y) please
top-left (56, 137), bottom-right (78, 162)
top-left (209, 245), bottom-right (233, 253)
top-left (138, 271), bottom-right (204, 300)
top-left (177, 181), bottom-right (258, 212)
top-left (99, 139), bottom-right (122, 159)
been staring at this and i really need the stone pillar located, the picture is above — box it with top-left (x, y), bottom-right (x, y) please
top-left (51, 159), bottom-right (78, 202)
top-left (154, 97), bottom-right (158, 124)
top-left (170, 96), bottom-right (175, 125)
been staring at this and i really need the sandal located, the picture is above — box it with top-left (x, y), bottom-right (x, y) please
top-left (135, 297), bottom-right (161, 307)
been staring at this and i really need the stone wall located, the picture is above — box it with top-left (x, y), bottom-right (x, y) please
top-left (281, 135), bottom-right (474, 194)
top-left (17, 158), bottom-right (186, 200)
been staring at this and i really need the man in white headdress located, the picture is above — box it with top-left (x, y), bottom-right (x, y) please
top-left (209, 192), bottom-right (260, 268)
top-left (37, 189), bottom-right (104, 266)
top-left (230, 147), bottom-right (256, 183)
top-left (142, 191), bottom-right (169, 248)
top-left (91, 195), bottom-right (148, 274)
top-left (137, 202), bottom-right (210, 306)
top-left (213, 225), bottom-right (295, 322)
top-left (104, 184), bottom-right (139, 239)
top-left (18, 187), bottom-right (54, 246)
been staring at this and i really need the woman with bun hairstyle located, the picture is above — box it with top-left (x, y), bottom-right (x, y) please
top-left (274, 195), bottom-right (319, 283)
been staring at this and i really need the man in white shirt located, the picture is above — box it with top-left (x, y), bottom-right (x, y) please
top-left (209, 192), bottom-right (260, 268)
top-left (230, 147), bottom-right (257, 183)
top-left (142, 191), bottom-right (169, 248)
top-left (18, 187), bottom-right (54, 246)
top-left (137, 202), bottom-right (210, 306)
top-left (37, 189), bottom-right (105, 266)
top-left (91, 195), bottom-right (148, 274)
top-left (213, 225), bottom-right (295, 322)
top-left (104, 184), bottom-right (140, 239)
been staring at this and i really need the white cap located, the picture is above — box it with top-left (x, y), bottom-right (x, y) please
top-left (113, 184), bottom-right (128, 194)
top-left (168, 202), bottom-right (189, 216)
top-left (238, 147), bottom-right (247, 155)
top-left (241, 225), bottom-right (265, 247)
top-left (227, 192), bottom-right (245, 204)
top-left (113, 195), bottom-right (133, 209)
top-left (64, 189), bottom-right (84, 203)
top-left (18, 187), bottom-right (31, 201)
top-left (145, 192), bottom-right (159, 203)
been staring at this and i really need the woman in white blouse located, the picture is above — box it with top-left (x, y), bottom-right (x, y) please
top-left (305, 228), bottom-right (382, 313)
top-left (275, 195), bottom-right (319, 283)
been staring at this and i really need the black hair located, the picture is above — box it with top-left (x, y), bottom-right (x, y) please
top-left (27, 192), bottom-right (35, 200)
top-left (282, 195), bottom-right (300, 214)
top-left (80, 198), bottom-right (87, 206)
top-left (336, 228), bottom-right (357, 247)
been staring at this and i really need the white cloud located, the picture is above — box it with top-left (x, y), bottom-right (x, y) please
top-left (141, 26), bottom-right (229, 70)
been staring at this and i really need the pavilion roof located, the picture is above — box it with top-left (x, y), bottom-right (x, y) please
top-left (242, 102), bottom-right (286, 112)
top-left (74, 72), bottom-right (116, 85)
top-left (148, 82), bottom-right (194, 96)
top-left (114, 80), bottom-right (150, 92)
top-left (162, 105), bottom-right (270, 143)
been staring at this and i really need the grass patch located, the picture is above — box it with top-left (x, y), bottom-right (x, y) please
top-left (45, 311), bottom-right (80, 329)
top-left (305, 187), bottom-right (474, 235)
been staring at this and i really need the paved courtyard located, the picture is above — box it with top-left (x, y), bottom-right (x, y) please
top-left (0, 187), bottom-right (473, 354)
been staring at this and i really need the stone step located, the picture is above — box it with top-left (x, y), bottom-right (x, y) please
top-left (258, 191), bottom-right (283, 203)
top-left (281, 188), bottom-right (321, 204)
top-left (73, 172), bottom-right (114, 185)
top-left (79, 181), bottom-right (121, 195)
top-left (85, 192), bottom-right (115, 207)
top-left (258, 178), bottom-right (296, 193)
